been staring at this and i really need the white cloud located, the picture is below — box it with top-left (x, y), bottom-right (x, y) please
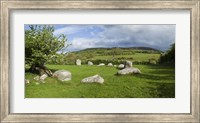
top-left (69, 38), bottom-right (98, 50)
top-left (62, 25), bottom-right (175, 51)
top-left (54, 25), bottom-right (85, 36)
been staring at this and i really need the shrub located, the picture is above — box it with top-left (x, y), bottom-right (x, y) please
top-left (159, 43), bottom-right (175, 64)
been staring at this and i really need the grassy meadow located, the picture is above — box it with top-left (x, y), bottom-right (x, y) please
top-left (25, 64), bottom-right (175, 98)
top-left (93, 53), bottom-right (160, 62)
top-left (25, 25), bottom-right (175, 98)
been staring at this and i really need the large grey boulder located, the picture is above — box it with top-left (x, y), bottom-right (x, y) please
top-left (125, 60), bottom-right (132, 68)
top-left (117, 67), bottom-right (141, 75)
top-left (81, 75), bottom-right (104, 84)
top-left (107, 63), bottom-right (113, 66)
top-left (88, 61), bottom-right (93, 66)
top-left (97, 63), bottom-right (105, 66)
top-left (53, 70), bottom-right (72, 81)
top-left (118, 64), bottom-right (125, 69)
top-left (76, 59), bottom-right (81, 66)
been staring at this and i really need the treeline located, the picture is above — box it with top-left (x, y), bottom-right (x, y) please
top-left (159, 43), bottom-right (175, 64)
top-left (73, 48), bottom-right (161, 56)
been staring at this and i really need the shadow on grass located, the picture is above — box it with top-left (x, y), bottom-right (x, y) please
top-left (146, 82), bottom-right (175, 98)
top-left (145, 64), bottom-right (175, 70)
top-left (150, 70), bottom-right (175, 75)
top-left (137, 64), bottom-right (175, 81)
top-left (136, 73), bottom-right (175, 81)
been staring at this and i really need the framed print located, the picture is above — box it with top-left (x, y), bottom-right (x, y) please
top-left (1, 0), bottom-right (199, 122)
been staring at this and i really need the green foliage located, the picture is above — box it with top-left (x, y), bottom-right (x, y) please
top-left (48, 54), bottom-right (68, 65)
top-left (74, 47), bottom-right (161, 57)
top-left (25, 64), bottom-right (175, 98)
top-left (159, 43), bottom-right (175, 64)
top-left (93, 53), bottom-right (160, 63)
top-left (25, 25), bottom-right (67, 66)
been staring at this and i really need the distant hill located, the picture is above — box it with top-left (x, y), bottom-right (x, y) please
top-left (81, 47), bottom-right (160, 51)
top-left (72, 47), bottom-right (162, 56)
top-left (59, 47), bottom-right (162, 65)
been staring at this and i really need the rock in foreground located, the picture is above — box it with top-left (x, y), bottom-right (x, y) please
top-left (118, 64), bottom-right (125, 69)
top-left (76, 59), bottom-right (81, 66)
top-left (81, 75), bottom-right (104, 84)
top-left (107, 63), bottom-right (113, 66)
top-left (40, 74), bottom-right (48, 81)
top-left (34, 76), bottom-right (40, 81)
top-left (97, 63), bottom-right (105, 66)
top-left (33, 74), bottom-right (47, 83)
top-left (88, 61), bottom-right (93, 65)
top-left (125, 60), bottom-right (132, 68)
top-left (117, 67), bottom-right (141, 75)
top-left (25, 79), bottom-right (30, 84)
top-left (53, 70), bottom-right (72, 81)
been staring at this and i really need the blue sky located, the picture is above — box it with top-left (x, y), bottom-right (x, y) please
top-left (25, 24), bottom-right (175, 52)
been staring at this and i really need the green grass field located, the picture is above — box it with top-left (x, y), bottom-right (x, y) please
top-left (25, 64), bottom-right (175, 98)
top-left (93, 53), bottom-right (160, 62)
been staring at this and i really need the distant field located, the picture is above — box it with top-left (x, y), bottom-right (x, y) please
top-left (25, 64), bottom-right (175, 98)
top-left (47, 47), bottom-right (162, 65)
top-left (94, 53), bottom-right (160, 62)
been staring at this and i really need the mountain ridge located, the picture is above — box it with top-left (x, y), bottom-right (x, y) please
top-left (74, 46), bottom-right (162, 53)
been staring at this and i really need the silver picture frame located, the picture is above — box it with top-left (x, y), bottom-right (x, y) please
top-left (1, 0), bottom-right (199, 122)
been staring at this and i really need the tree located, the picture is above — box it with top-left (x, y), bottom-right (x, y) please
top-left (159, 43), bottom-right (175, 64)
top-left (111, 47), bottom-right (121, 59)
top-left (25, 25), bottom-right (68, 75)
